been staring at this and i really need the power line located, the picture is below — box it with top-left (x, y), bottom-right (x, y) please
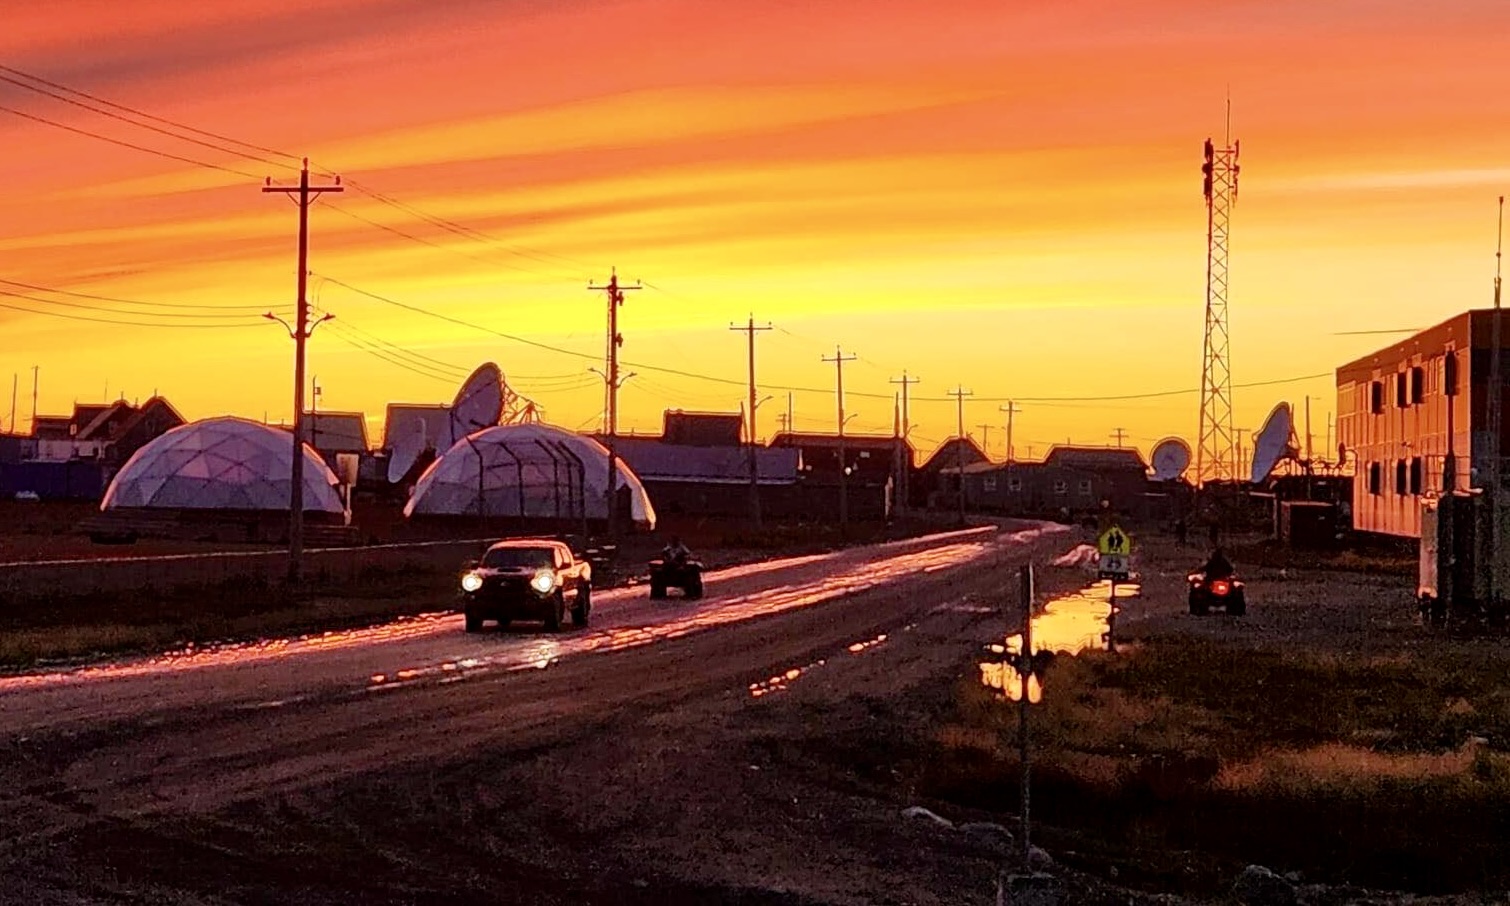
top-left (0, 286), bottom-right (278, 320)
top-left (0, 277), bottom-right (272, 312)
top-left (0, 103), bottom-right (262, 179)
top-left (325, 326), bottom-right (460, 384)
top-left (0, 73), bottom-right (293, 171)
top-left (339, 179), bottom-right (597, 274)
top-left (0, 65), bottom-right (592, 278)
top-left (0, 64), bottom-right (304, 165)
top-left (0, 297), bottom-right (267, 328)
top-left (320, 276), bottom-right (1334, 406)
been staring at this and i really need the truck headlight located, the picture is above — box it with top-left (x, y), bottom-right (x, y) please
top-left (530, 570), bottom-right (555, 595)
top-left (461, 572), bottom-right (484, 593)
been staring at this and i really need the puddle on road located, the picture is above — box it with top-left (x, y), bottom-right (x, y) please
top-left (748, 629), bottom-right (902, 698)
top-left (980, 580), bottom-right (1140, 703)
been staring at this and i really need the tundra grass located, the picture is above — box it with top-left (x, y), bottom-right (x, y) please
top-left (924, 637), bottom-right (1510, 894)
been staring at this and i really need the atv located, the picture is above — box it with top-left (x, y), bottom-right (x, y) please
top-left (1187, 571), bottom-right (1246, 616)
top-left (648, 556), bottom-right (704, 600)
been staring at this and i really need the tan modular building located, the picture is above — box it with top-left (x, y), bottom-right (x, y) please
top-left (1336, 309), bottom-right (1510, 538)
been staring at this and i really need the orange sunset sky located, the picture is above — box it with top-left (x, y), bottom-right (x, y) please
top-left (4, 0), bottom-right (1510, 464)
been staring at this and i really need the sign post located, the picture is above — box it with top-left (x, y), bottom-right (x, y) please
top-left (1017, 562), bottom-right (1034, 865)
top-left (1097, 525), bottom-right (1133, 652)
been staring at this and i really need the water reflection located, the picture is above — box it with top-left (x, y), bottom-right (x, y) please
top-left (980, 579), bottom-right (1140, 702)
top-left (749, 629), bottom-right (896, 698)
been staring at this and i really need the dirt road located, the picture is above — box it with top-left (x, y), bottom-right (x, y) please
top-left (0, 522), bottom-right (1089, 905)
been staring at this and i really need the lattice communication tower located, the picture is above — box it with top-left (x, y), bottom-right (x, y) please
top-left (1196, 133), bottom-right (1239, 486)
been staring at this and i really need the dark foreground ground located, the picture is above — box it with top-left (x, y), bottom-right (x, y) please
top-left (2, 525), bottom-right (1505, 904)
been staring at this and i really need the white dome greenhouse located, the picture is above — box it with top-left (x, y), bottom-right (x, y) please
top-left (101, 416), bottom-right (344, 513)
top-left (403, 423), bottom-right (656, 528)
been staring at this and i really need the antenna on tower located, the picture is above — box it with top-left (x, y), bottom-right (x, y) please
top-left (1196, 110), bottom-right (1240, 487)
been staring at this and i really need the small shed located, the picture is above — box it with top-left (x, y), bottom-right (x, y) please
top-left (1279, 500), bottom-right (1341, 549)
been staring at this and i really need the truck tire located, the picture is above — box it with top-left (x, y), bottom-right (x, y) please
top-left (650, 582), bottom-right (667, 599)
top-left (1188, 592), bottom-right (1208, 616)
top-left (572, 584), bottom-right (591, 627)
top-left (544, 592), bottom-right (566, 632)
top-left (685, 575), bottom-right (704, 600)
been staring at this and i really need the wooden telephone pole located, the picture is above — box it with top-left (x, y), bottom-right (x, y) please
top-left (949, 386), bottom-right (973, 525)
top-left (890, 371), bottom-right (920, 515)
top-left (263, 159), bottom-right (341, 584)
top-left (823, 347), bottom-right (858, 529)
top-left (731, 316), bottom-right (773, 528)
top-left (589, 269), bottom-right (640, 538)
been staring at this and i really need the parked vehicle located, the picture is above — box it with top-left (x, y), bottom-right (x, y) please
top-left (1187, 570), bottom-right (1246, 616)
top-left (460, 539), bottom-right (592, 632)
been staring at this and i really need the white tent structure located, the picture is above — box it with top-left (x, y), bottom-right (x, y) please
top-left (403, 423), bottom-right (656, 528)
top-left (101, 416), bottom-right (344, 513)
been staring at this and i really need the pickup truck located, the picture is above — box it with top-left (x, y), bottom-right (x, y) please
top-left (459, 539), bottom-right (592, 632)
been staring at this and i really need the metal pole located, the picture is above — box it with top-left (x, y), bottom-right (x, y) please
top-left (1107, 577), bottom-right (1118, 653)
top-left (1018, 562), bottom-right (1034, 862)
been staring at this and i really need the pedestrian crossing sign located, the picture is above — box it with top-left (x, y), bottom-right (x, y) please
top-left (1097, 525), bottom-right (1131, 556)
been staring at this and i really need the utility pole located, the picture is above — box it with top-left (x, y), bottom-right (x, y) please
top-left (1017, 562), bottom-right (1035, 863)
top-left (9, 373), bottom-right (16, 434)
top-left (1489, 195), bottom-right (1505, 610)
top-left (1305, 396), bottom-right (1314, 464)
top-left (589, 269), bottom-right (640, 538)
top-left (949, 386), bottom-right (973, 525)
top-left (977, 424), bottom-right (994, 458)
top-left (1110, 427), bottom-right (1128, 448)
top-left (1234, 427), bottom-right (1251, 482)
top-left (263, 158), bottom-right (342, 584)
top-left (1001, 402), bottom-right (1020, 464)
top-left (30, 365), bottom-right (38, 435)
top-left (890, 371), bottom-right (920, 515)
top-left (823, 347), bottom-right (858, 530)
top-left (731, 316), bottom-right (773, 528)
top-left (311, 376), bottom-right (322, 456)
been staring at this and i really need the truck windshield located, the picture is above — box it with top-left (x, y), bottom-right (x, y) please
top-left (482, 548), bottom-right (554, 569)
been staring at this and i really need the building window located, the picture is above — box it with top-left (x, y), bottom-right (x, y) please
top-left (1444, 352), bottom-right (1459, 397)
top-left (1078, 479), bottom-right (1093, 496)
top-left (1409, 457), bottom-right (1423, 495)
top-left (1370, 381), bottom-right (1384, 414)
top-left (1368, 462), bottom-right (1382, 495)
top-left (1395, 460), bottom-right (1408, 495)
top-left (982, 476), bottom-right (997, 492)
top-left (1396, 372), bottom-right (1408, 408)
top-left (1007, 477), bottom-right (1023, 492)
top-left (1053, 479), bottom-right (1067, 495)
top-left (1411, 366), bottom-right (1425, 404)
top-left (859, 451), bottom-right (871, 459)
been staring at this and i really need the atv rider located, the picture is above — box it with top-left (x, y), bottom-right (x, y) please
top-left (661, 536), bottom-right (691, 565)
top-left (1198, 546), bottom-right (1234, 580)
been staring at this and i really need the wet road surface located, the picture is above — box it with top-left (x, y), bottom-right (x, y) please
top-left (0, 523), bottom-right (1067, 854)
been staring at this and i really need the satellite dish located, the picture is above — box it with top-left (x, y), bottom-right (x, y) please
top-left (449, 363), bottom-right (504, 446)
top-left (1251, 402), bottom-right (1299, 484)
top-left (386, 416), bottom-right (428, 484)
top-left (1150, 437), bottom-right (1192, 481)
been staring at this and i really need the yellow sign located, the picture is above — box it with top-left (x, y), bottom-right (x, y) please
top-left (1097, 525), bottom-right (1131, 556)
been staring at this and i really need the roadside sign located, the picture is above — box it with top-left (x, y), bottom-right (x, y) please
top-left (1098, 553), bottom-right (1129, 579)
top-left (1097, 525), bottom-right (1131, 556)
